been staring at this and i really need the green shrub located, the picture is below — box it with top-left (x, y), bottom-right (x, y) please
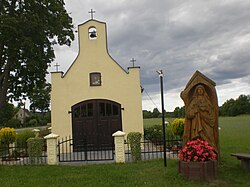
top-left (0, 103), bottom-right (16, 126)
top-left (127, 132), bottom-right (142, 162)
top-left (16, 130), bottom-right (36, 147)
top-left (27, 138), bottom-right (43, 164)
top-left (4, 119), bottom-right (21, 128)
top-left (144, 125), bottom-right (163, 144)
top-left (28, 119), bottom-right (38, 127)
top-left (170, 118), bottom-right (185, 137)
top-left (144, 124), bottom-right (177, 147)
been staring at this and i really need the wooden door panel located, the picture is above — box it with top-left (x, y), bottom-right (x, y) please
top-left (72, 99), bottom-right (122, 150)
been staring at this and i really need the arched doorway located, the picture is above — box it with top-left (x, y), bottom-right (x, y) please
top-left (72, 99), bottom-right (122, 151)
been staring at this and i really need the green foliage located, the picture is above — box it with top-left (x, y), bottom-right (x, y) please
top-left (152, 108), bottom-right (161, 118)
top-left (16, 130), bottom-right (35, 147)
top-left (170, 118), bottom-right (185, 137)
top-left (28, 119), bottom-right (38, 127)
top-left (0, 127), bottom-right (16, 145)
top-left (27, 138), bottom-right (43, 164)
top-left (0, 103), bottom-right (16, 126)
top-left (0, 0), bottom-right (74, 110)
top-left (173, 106), bottom-right (185, 118)
top-left (144, 124), bottom-right (176, 146)
top-left (143, 108), bottom-right (162, 118)
top-left (144, 125), bottom-right (163, 143)
top-left (24, 112), bottom-right (51, 127)
top-left (127, 132), bottom-right (142, 162)
top-left (29, 83), bottom-right (51, 113)
top-left (44, 111), bottom-right (51, 123)
top-left (221, 94), bottom-right (250, 116)
top-left (4, 118), bottom-right (21, 128)
top-left (143, 110), bottom-right (153, 118)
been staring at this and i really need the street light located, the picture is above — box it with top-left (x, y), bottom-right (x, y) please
top-left (156, 70), bottom-right (167, 167)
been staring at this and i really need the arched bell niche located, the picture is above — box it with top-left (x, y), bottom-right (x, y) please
top-left (88, 27), bottom-right (97, 40)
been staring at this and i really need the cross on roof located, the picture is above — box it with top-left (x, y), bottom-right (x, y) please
top-left (88, 9), bottom-right (96, 20)
top-left (130, 58), bottom-right (136, 67)
top-left (54, 63), bottom-right (60, 72)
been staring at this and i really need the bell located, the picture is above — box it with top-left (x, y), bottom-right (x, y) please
top-left (90, 31), bottom-right (97, 38)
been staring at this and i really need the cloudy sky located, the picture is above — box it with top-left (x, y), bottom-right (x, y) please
top-left (50, 0), bottom-right (250, 111)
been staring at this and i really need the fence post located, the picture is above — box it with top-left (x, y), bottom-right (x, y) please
top-left (44, 133), bottom-right (59, 165)
top-left (112, 131), bottom-right (126, 163)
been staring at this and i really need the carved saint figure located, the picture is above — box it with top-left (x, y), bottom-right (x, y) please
top-left (184, 84), bottom-right (219, 155)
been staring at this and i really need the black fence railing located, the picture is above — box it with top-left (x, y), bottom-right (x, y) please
top-left (0, 143), bottom-right (47, 165)
top-left (58, 137), bottom-right (115, 162)
top-left (125, 137), bottom-right (182, 162)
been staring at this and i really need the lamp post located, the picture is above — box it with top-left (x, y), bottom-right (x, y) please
top-left (156, 70), bottom-right (167, 167)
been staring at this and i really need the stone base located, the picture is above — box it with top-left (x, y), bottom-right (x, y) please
top-left (178, 160), bottom-right (217, 181)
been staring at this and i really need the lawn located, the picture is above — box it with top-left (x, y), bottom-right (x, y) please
top-left (0, 116), bottom-right (249, 187)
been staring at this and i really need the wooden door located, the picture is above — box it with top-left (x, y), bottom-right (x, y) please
top-left (72, 99), bottom-right (122, 151)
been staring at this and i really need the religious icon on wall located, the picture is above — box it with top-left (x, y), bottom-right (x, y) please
top-left (90, 72), bottom-right (101, 86)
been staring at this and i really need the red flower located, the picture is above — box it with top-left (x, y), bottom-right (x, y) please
top-left (179, 139), bottom-right (217, 162)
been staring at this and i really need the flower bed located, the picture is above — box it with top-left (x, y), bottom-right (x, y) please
top-left (178, 139), bottom-right (217, 181)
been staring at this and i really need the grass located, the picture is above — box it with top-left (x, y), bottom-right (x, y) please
top-left (0, 116), bottom-right (250, 187)
top-left (143, 117), bottom-right (174, 128)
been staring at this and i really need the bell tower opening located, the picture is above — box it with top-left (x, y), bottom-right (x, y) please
top-left (89, 27), bottom-right (97, 40)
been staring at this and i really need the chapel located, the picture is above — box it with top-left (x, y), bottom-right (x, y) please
top-left (51, 15), bottom-right (143, 149)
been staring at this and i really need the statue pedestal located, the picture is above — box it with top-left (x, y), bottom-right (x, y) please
top-left (178, 160), bottom-right (217, 181)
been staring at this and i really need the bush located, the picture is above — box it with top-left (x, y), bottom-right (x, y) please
top-left (144, 125), bottom-right (163, 144)
top-left (27, 138), bottom-right (43, 164)
top-left (0, 127), bottom-right (17, 145)
top-left (28, 119), bottom-right (38, 127)
top-left (127, 132), bottom-right (142, 162)
top-left (144, 124), bottom-right (178, 150)
top-left (0, 103), bottom-right (16, 126)
top-left (170, 118), bottom-right (185, 137)
top-left (4, 119), bottom-right (21, 128)
top-left (16, 130), bottom-right (36, 147)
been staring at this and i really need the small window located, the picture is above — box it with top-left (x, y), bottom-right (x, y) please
top-left (90, 72), bottom-right (101, 86)
top-left (89, 27), bottom-right (97, 40)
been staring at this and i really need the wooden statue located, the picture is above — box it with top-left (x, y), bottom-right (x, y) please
top-left (181, 71), bottom-right (220, 160)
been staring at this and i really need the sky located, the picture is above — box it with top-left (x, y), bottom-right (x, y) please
top-left (49, 0), bottom-right (250, 112)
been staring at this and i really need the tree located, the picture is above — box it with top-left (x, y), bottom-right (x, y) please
top-left (173, 106), bottom-right (185, 118)
top-left (143, 110), bottom-right (153, 118)
top-left (0, 102), bottom-right (16, 126)
top-left (234, 95), bottom-right (250, 115)
top-left (0, 1), bottom-right (74, 112)
top-left (221, 95), bottom-right (250, 116)
top-left (29, 83), bottom-right (51, 113)
top-left (221, 98), bottom-right (236, 116)
top-left (152, 108), bottom-right (161, 118)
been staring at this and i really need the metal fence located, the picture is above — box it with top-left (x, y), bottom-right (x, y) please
top-left (125, 137), bottom-right (182, 162)
top-left (0, 143), bottom-right (47, 165)
top-left (58, 137), bottom-right (114, 162)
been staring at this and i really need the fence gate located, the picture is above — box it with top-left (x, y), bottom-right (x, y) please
top-left (58, 137), bottom-right (114, 162)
